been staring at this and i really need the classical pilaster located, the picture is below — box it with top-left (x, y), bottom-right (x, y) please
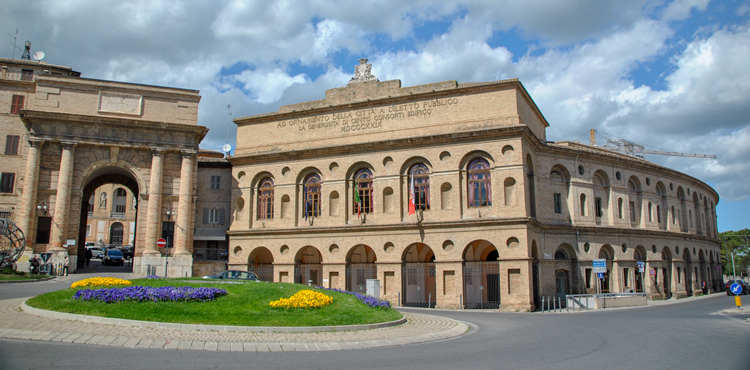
top-left (174, 150), bottom-right (195, 255)
top-left (17, 139), bottom-right (44, 247)
top-left (50, 141), bottom-right (77, 250)
top-left (143, 148), bottom-right (165, 255)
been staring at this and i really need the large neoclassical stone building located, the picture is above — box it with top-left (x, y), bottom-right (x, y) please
top-left (228, 59), bottom-right (722, 310)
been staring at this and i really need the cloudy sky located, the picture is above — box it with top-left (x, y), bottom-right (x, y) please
top-left (3, 0), bottom-right (749, 231)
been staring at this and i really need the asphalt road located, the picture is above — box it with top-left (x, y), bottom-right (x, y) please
top-left (0, 275), bottom-right (748, 369)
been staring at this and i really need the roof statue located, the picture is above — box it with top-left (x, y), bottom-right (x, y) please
top-left (348, 58), bottom-right (379, 85)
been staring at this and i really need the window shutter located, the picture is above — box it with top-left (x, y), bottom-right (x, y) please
top-left (203, 208), bottom-right (209, 224)
top-left (4, 136), bottom-right (12, 155)
top-left (216, 176), bottom-right (221, 189)
top-left (10, 95), bottom-right (24, 114)
top-left (219, 208), bottom-right (225, 225)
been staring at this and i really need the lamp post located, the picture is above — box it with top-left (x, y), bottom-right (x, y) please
top-left (164, 208), bottom-right (175, 277)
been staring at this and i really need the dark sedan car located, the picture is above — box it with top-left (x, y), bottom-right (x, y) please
top-left (725, 279), bottom-right (749, 295)
top-left (102, 249), bottom-right (124, 266)
top-left (202, 270), bottom-right (259, 281)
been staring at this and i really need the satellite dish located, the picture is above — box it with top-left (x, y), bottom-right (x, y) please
top-left (222, 144), bottom-right (231, 153)
top-left (33, 51), bottom-right (45, 61)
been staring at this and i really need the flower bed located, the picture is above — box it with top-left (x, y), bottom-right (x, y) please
top-left (321, 287), bottom-right (391, 310)
top-left (269, 290), bottom-right (333, 309)
top-left (73, 286), bottom-right (227, 303)
top-left (71, 277), bottom-right (132, 289)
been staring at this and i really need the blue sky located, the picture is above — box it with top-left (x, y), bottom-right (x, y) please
top-left (3, 0), bottom-right (749, 231)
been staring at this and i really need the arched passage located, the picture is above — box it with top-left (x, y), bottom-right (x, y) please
top-left (682, 248), bottom-right (693, 296)
top-left (295, 246), bottom-right (323, 286)
top-left (462, 240), bottom-right (500, 309)
top-left (247, 247), bottom-right (274, 281)
top-left (633, 246), bottom-right (647, 293)
top-left (553, 243), bottom-right (578, 302)
top-left (346, 244), bottom-right (377, 293)
top-left (598, 245), bottom-right (615, 293)
top-left (401, 243), bottom-right (436, 307)
top-left (661, 247), bottom-right (673, 299)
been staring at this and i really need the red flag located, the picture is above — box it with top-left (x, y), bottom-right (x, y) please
top-left (408, 174), bottom-right (416, 215)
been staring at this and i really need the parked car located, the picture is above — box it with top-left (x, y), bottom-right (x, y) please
top-left (102, 249), bottom-right (124, 266)
top-left (86, 247), bottom-right (103, 259)
top-left (121, 246), bottom-right (134, 260)
top-left (725, 279), bottom-right (749, 295)
top-left (202, 270), bottom-right (259, 281)
top-left (85, 242), bottom-right (95, 248)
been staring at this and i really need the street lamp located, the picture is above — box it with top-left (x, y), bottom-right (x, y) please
top-left (36, 201), bottom-right (49, 216)
top-left (164, 208), bottom-right (176, 221)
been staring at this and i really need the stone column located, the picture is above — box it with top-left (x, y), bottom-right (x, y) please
top-left (17, 139), bottom-right (44, 247)
top-left (143, 148), bottom-right (165, 255)
top-left (50, 141), bottom-right (77, 250)
top-left (174, 150), bottom-right (195, 255)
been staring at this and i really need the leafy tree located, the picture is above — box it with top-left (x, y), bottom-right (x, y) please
top-left (720, 229), bottom-right (750, 277)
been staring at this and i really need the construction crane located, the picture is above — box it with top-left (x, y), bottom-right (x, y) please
top-left (589, 129), bottom-right (717, 159)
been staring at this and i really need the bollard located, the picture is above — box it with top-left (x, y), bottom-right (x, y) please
top-left (541, 296), bottom-right (545, 312)
top-left (398, 292), bottom-right (401, 307)
top-left (460, 294), bottom-right (463, 310)
top-left (736, 296), bottom-right (742, 310)
top-left (428, 293), bottom-right (432, 308)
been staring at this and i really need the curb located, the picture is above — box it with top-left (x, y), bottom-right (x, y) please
top-left (21, 300), bottom-right (408, 333)
top-left (0, 276), bottom-right (56, 284)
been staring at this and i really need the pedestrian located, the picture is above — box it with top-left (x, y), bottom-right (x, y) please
top-left (63, 255), bottom-right (69, 276)
top-left (84, 248), bottom-right (92, 267)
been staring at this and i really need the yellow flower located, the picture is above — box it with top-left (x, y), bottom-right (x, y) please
top-left (71, 277), bottom-right (132, 289)
top-left (269, 290), bottom-right (333, 309)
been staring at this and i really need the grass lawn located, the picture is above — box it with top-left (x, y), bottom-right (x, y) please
top-left (25, 278), bottom-right (403, 327)
top-left (0, 268), bottom-right (50, 281)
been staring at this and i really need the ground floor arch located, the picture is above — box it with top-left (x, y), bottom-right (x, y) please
top-left (401, 243), bottom-right (436, 308)
top-left (247, 246), bottom-right (274, 281)
top-left (295, 246), bottom-right (323, 286)
top-left (463, 240), bottom-right (500, 309)
top-left (346, 244), bottom-right (377, 294)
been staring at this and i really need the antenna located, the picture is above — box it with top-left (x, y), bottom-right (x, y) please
top-left (7, 28), bottom-right (21, 59)
top-left (33, 51), bottom-right (44, 61)
top-left (226, 104), bottom-right (232, 146)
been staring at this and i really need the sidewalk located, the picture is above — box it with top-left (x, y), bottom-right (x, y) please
top-left (0, 297), bottom-right (469, 351)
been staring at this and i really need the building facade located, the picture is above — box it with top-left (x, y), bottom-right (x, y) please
top-left (227, 59), bottom-right (721, 310)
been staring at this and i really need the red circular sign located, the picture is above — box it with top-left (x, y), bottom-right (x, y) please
top-left (649, 268), bottom-right (656, 276)
top-left (156, 238), bottom-right (167, 248)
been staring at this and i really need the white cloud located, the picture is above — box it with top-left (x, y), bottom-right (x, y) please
top-left (230, 68), bottom-right (308, 104)
top-left (661, 0), bottom-right (711, 21)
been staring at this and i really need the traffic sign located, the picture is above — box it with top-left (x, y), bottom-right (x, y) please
top-left (597, 272), bottom-right (604, 279)
top-left (156, 238), bottom-right (167, 248)
top-left (637, 261), bottom-right (645, 273)
top-left (649, 268), bottom-right (656, 276)
top-left (730, 283), bottom-right (743, 295)
top-left (593, 259), bottom-right (607, 273)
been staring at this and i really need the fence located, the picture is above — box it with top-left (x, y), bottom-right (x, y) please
top-left (540, 292), bottom-right (648, 312)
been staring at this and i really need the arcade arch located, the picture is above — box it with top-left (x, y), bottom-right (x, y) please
top-left (295, 246), bottom-right (323, 286)
top-left (463, 240), bottom-right (500, 309)
top-left (248, 246), bottom-right (274, 281)
top-left (401, 243), bottom-right (436, 307)
top-left (346, 244), bottom-right (377, 293)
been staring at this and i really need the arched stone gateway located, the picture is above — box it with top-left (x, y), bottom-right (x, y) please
top-left (15, 76), bottom-right (206, 275)
top-left (463, 240), bottom-right (500, 309)
top-left (247, 246), bottom-right (274, 281)
top-left (346, 244), bottom-right (377, 294)
top-left (401, 243), bottom-right (436, 308)
top-left (295, 246), bottom-right (323, 286)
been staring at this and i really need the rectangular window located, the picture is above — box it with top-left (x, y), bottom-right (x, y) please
top-left (20, 69), bottom-right (34, 81)
top-left (4, 135), bottom-right (20, 155)
top-left (210, 175), bottom-right (221, 190)
top-left (595, 197), bottom-right (603, 218)
top-left (618, 198), bottom-right (623, 219)
top-left (0, 173), bottom-right (15, 193)
top-left (553, 193), bottom-right (562, 214)
top-left (10, 95), bottom-right (25, 114)
top-left (86, 224), bottom-right (91, 237)
top-left (623, 268), bottom-right (630, 288)
top-left (161, 222), bottom-right (174, 248)
top-left (208, 208), bottom-right (219, 223)
top-left (35, 217), bottom-right (52, 244)
top-left (657, 205), bottom-right (661, 223)
top-left (648, 203), bottom-right (653, 222)
top-left (629, 201), bottom-right (636, 222)
top-left (677, 267), bottom-right (681, 284)
top-left (585, 268), bottom-right (592, 289)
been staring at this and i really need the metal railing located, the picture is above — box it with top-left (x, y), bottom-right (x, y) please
top-left (0, 72), bottom-right (35, 81)
top-left (559, 292), bottom-right (648, 312)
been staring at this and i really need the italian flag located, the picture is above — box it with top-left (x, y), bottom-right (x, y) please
top-left (408, 175), bottom-right (416, 216)
top-left (354, 181), bottom-right (362, 217)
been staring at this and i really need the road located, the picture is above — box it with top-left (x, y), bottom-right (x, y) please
top-left (0, 274), bottom-right (748, 369)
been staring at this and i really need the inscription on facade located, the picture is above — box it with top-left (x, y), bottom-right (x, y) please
top-left (276, 97), bottom-right (460, 135)
top-left (98, 92), bottom-right (143, 116)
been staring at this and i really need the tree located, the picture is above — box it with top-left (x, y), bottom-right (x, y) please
top-left (720, 229), bottom-right (750, 277)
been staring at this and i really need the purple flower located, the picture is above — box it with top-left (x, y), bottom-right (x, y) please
top-left (73, 286), bottom-right (227, 303)
top-left (316, 287), bottom-right (391, 310)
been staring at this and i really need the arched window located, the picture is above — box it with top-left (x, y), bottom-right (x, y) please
top-left (410, 164), bottom-right (430, 210)
top-left (304, 174), bottom-right (321, 218)
top-left (113, 188), bottom-right (127, 214)
top-left (468, 158), bottom-right (492, 207)
top-left (353, 169), bottom-right (373, 214)
top-left (109, 222), bottom-right (123, 245)
top-left (258, 178), bottom-right (274, 220)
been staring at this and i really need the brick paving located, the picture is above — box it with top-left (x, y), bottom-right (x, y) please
top-left (0, 296), bottom-right (469, 351)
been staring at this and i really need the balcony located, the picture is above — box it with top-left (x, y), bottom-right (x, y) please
top-left (0, 71), bottom-right (34, 82)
